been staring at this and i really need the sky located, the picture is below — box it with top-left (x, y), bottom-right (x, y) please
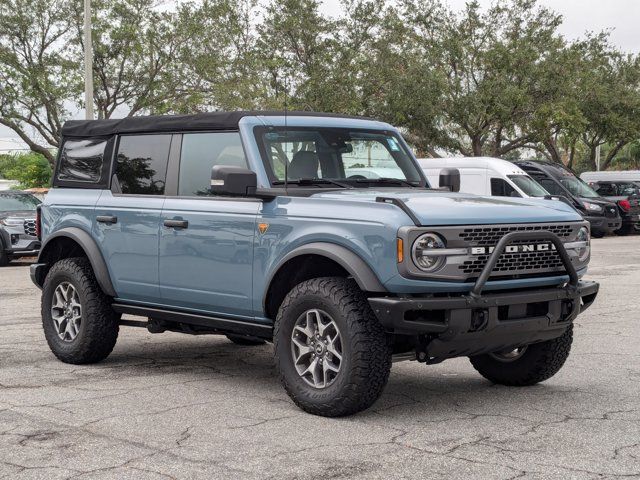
top-left (2, 0), bottom-right (639, 149)
top-left (321, 0), bottom-right (640, 53)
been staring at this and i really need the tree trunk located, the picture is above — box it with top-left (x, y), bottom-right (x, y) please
top-left (602, 141), bottom-right (627, 170)
top-left (0, 119), bottom-right (56, 166)
top-left (471, 136), bottom-right (483, 156)
top-left (543, 137), bottom-right (561, 163)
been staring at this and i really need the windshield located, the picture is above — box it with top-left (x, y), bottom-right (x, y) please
top-left (559, 176), bottom-right (600, 198)
top-left (0, 193), bottom-right (40, 212)
top-left (255, 127), bottom-right (424, 187)
top-left (508, 175), bottom-right (549, 197)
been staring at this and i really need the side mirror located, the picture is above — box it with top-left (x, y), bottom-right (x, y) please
top-left (439, 168), bottom-right (460, 192)
top-left (211, 166), bottom-right (257, 197)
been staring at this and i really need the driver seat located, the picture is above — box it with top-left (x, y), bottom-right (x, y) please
top-left (288, 151), bottom-right (319, 179)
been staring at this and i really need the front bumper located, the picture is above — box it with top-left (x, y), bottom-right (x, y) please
top-left (369, 229), bottom-right (600, 361)
top-left (1, 225), bottom-right (40, 257)
top-left (585, 215), bottom-right (621, 233)
top-left (369, 281), bottom-right (598, 358)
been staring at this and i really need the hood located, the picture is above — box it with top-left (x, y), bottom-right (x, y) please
top-left (0, 210), bottom-right (35, 220)
top-left (311, 189), bottom-right (583, 226)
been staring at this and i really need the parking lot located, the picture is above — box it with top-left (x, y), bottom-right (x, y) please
top-left (0, 237), bottom-right (638, 480)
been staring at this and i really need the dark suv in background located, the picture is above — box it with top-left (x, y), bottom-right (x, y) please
top-left (515, 160), bottom-right (621, 238)
top-left (0, 190), bottom-right (41, 266)
top-left (588, 181), bottom-right (640, 235)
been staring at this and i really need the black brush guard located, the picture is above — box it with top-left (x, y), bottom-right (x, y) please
top-left (369, 231), bottom-right (599, 360)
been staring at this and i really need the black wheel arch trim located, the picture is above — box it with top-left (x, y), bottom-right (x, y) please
top-left (35, 227), bottom-right (117, 297)
top-left (263, 242), bottom-right (387, 311)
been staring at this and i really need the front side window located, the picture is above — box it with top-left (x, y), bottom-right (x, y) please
top-left (255, 127), bottom-right (423, 186)
top-left (114, 135), bottom-right (171, 195)
top-left (490, 178), bottom-right (519, 197)
top-left (178, 132), bottom-right (247, 196)
top-left (57, 138), bottom-right (107, 183)
top-left (508, 175), bottom-right (549, 197)
top-left (0, 193), bottom-right (40, 211)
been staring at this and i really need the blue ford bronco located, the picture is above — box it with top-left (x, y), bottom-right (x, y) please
top-left (31, 111), bottom-right (599, 416)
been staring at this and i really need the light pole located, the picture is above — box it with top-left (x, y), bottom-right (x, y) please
top-left (84, 0), bottom-right (94, 120)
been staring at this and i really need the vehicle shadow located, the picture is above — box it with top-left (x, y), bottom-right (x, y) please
top-left (97, 332), bottom-right (568, 418)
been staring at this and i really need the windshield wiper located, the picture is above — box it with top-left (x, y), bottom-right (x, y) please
top-left (273, 178), bottom-right (352, 189)
top-left (355, 177), bottom-right (418, 188)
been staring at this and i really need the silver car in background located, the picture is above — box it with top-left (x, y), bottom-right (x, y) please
top-left (0, 191), bottom-right (41, 266)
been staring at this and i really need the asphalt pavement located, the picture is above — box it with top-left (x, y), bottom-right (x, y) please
top-left (0, 237), bottom-right (639, 479)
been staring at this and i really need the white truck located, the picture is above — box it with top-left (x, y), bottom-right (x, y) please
top-left (418, 157), bottom-right (549, 198)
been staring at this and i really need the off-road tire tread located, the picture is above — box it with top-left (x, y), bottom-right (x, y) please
top-left (469, 325), bottom-right (573, 386)
top-left (274, 277), bottom-right (391, 417)
top-left (42, 257), bottom-right (119, 364)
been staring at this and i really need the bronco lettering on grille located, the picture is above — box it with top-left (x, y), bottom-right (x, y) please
top-left (470, 243), bottom-right (556, 255)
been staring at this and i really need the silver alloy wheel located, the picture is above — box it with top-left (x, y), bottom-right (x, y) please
top-left (51, 282), bottom-right (82, 342)
top-left (489, 346), bottom-right (528, 363)
top-left (291, 309), bottom-right (343, 389)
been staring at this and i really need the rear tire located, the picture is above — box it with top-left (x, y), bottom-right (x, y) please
top-left (469, 326), bottom-right (573, 386)
top-left (274, 277), bottom-right (392, 417)
top-left (614, 223), bottom-right (632, 236)
top-left (42, 257), bottom-right (120, 364)
top-left (591, 230), bottom-right (605, 238)
top-left (226, 334), bottom-right (266, 346)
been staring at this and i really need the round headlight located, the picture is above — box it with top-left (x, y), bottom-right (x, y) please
top-left (576, 226), bottom-right (590, 261)
top-left (412, 233), bottom-right (446, 272)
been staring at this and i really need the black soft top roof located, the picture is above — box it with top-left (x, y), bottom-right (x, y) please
top-left (61, 111), bottom-right (371, 138)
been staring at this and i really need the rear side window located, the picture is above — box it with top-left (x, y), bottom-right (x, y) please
top-left (593, 183), bottom-right (615, 196)
top-left (114, 135), bottom-right (171, 195)
top-left (178, 132), bottom-right (247, 196)
top-left (532, 175), bottom-right (564, 196)
top-left (57, 139), bottom-right (107, 183)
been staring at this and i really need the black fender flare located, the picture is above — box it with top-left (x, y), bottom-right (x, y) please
top-left (263, 242), bottom-right (387, 310)
top-left (37, 227), bottom-right (117, 297)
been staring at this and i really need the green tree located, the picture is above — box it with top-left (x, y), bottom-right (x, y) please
top-left (574, 35), bottom-right (640, 170)
top-left (0, 152), bottom-right (52, 188)
top-left (0, 0), bottom-right (78, 164)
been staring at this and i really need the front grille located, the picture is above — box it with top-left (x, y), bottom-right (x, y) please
top-left (459, 224), bottom-right (573, 245)
top-left (456, 224), bottom-right (576, 277)
top-left (460, 250), bottom-right (564, 275)
top-left (23, 219), bottom-right (36, 237)
top-left (605, 206), bottom-right (618, 218)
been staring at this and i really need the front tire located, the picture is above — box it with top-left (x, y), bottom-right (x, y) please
top-left (614, 223), bottom-right (632, 236)
top-left (274, 277), bottom-right (392, 417)
top-left (42, 257), bottom-right (120, 364)
top-left (469, 326), bottom-right (573, 386)
top-left (0, 246), bottom-right (9, 267)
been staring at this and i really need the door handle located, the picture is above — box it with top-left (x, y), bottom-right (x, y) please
top-left (96, 215), bottom-right (118, 224)
top-left (164, 219), bottom-right (189, 229)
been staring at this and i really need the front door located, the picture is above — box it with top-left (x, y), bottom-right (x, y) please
top-left (158, 132), bottom-right (259, 318)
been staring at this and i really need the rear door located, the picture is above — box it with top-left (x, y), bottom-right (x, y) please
top-left (158, 132), bottom-right (260, 317)
top-left (93, 134), bottom-right (173, 303)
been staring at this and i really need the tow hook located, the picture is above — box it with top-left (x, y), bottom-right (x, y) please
top-left (470, 308), bottom-right (489, 332)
